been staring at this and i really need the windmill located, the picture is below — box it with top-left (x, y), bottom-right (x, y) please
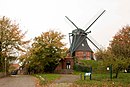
top-left (65, 10), bottom-right (105, 60)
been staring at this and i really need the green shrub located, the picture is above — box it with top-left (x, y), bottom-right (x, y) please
top-left (74, 64), bottom-right (90, 72)
top-left (75, 60), bottom-right (108, 74)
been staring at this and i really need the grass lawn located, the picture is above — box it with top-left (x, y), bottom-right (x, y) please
top-left (34, 74), bottom-right (61, 85)
top-left (75, 72), bottom-right (130, 87)
top-left (34, 72), bottom-right (130, 87)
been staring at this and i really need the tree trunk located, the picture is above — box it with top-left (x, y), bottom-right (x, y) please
top-left (114, 67), bottom-right (120, 78)
top-left (115, 70), bottom-right (119, 78)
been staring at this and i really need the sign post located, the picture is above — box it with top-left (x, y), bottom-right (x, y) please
top-left (107, 64), bottom-right (112, 80)
top-left (84, 72), bottom-right (92, 80)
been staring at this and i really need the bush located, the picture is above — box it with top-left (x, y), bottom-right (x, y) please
top-left (74, 60), bottom-right (108, 74)
top-left (74, 64), bottom-right (91, 72)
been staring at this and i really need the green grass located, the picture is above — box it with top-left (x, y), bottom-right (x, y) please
top-left (34, 72), bottom-right (130, 86)
top-left (73, 71), bottom-right (85, 75)
top-left (114, 73), bottom-right (130, 84)
top-left (34, 74), bottom-right (61, 85)
top-left (75, 73), bottom-right (130, 87)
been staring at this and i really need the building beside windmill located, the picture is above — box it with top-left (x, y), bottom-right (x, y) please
top-left (55, 10), bottom-right (105, 73)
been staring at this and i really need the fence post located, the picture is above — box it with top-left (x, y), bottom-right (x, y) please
top-left (84, 73), bottom-right (86, 80)
top-left (80, 73), bottom-right (82, 80)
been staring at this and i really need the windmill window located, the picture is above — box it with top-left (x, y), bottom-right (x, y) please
top-left (82, 43), bottom-right (84, 46)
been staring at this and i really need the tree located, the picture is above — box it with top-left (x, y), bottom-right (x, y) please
top-left (95, 49), bottom-right (110, 61)
top-left (96, 25), bottom-right (130, 78)
top-left (0, 16), bottom-right (29, 72)
top-left (109, 25), bottom-right (130, 58)
top-left (21, 30), bottom-right (67, 73)
top-left (109, 25), bottom-right (130, 78)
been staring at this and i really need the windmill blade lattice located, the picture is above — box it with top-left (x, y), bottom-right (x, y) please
top-left (83, 9), bottom-right (106, 29)
top-left (65, 16), bottom-right (79, 29)
top-left (86, 36), bottom-right (101, 51)
top-left (85, 10), bottom-right (106, 32)
top-left (88, 35), bottom-right (104, 49)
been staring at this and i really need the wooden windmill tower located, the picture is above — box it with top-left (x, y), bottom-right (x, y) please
top-left (65, 10), bottom-right (105, 60)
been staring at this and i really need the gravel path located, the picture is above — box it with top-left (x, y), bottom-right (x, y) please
top-left (47, 74), bottom-right (80, 87)
top-left (0, 75), bottom-right (36, 87)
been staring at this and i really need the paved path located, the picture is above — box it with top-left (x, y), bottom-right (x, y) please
top-left (0, 75), bottom-right (36, 87)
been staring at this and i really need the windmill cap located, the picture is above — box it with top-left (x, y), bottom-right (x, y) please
top-left (72, 29), bottom-right (85, 34)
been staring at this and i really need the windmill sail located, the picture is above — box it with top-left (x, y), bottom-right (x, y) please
top-left (65, 16), bottom-right (79, 29)
top-left (85, 10), bottom-right (106, 32)
top-left (88, 35), bottom-right (104, 50)
top-left (65, 9), bottom-right (105, 59)
top-left (69, 10), bottom-right (105, 54)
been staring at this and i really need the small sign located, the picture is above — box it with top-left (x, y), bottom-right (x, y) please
top-left (85, 72), bottom-right (91, 76)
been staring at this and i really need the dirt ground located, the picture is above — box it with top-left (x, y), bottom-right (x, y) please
top-left (0, 74), bottom-right (80, 87)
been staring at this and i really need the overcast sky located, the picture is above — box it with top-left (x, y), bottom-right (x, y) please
top-left (0, 0), bottom-right (130, 51)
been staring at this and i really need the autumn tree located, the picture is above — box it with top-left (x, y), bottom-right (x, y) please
top-left (95, 25), bottom-right (130, 78)
top-left (22, 30), bottom-right (67, 73)
top-left (110, 25), bottom-right (130, 58)
top-left (95, 49), bottom-right (110, 61)
top-left (109, 25), bottom-right (130, 78)
top-left (0, 16), bottom-right (29, 72)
